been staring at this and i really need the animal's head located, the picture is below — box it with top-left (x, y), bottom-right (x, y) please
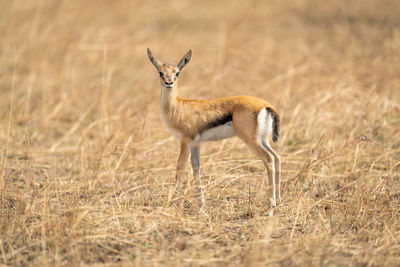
top-left (147, 48), bottom-right (192, 89)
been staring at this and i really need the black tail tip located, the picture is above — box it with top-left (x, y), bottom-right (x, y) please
top-left (266, 107), bottom-right (280, 143)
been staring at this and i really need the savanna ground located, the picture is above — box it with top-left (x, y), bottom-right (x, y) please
top-left (1, 0), bottom-right (400, 265)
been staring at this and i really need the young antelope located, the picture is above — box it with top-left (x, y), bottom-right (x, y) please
top-left (147, 49), bottom-right (281, 210)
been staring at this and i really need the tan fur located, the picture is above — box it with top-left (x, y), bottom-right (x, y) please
top-left (147, 49), bottom-right (281, 210)
top-left (163, 91), bottom-right (276, 141)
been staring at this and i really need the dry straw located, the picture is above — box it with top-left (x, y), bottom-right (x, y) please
top-left (0, 0), bottom-right (399, 265)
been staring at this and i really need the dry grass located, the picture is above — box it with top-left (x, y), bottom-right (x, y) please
top-left (1, 0), bottom-right (400, 265)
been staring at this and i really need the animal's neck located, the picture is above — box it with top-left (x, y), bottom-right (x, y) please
top-left (160, 86), bottom-right (179, 111)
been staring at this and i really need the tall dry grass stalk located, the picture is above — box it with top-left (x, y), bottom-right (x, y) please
top-left (1, 0), bottom-right (399, 265)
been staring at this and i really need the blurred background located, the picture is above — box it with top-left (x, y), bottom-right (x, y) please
top-left (1, 0), bottom-right (399, 148)
top-left (1, 0), bottom-right (399, 265)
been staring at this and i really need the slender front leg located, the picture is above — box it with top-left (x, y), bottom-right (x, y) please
top-left (175, 141), bottom-right (190, 192)
top-left (168, 141), bottom-right (190, 206)
top-left (191, 145), bottom-right (205, 204)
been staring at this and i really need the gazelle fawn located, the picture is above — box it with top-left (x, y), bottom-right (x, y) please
top-left (147, 49), bottom-right (281, 212)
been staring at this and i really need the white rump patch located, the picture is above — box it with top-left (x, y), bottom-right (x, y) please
top-left (257, 109), bottom-right (273, 144)
top-left (199, 121), bottom-right (236, 142)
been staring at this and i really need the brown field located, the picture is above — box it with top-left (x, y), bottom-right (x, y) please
top-left (1, 0), bottom-right (400, 265)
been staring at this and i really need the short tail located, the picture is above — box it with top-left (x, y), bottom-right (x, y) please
top-left (266, 107), bottom-right (280, 143)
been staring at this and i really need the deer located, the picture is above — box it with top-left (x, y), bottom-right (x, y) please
top-left (147, 48), bottom-right (281, 212)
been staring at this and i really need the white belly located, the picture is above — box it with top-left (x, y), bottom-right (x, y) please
top-left (199, 121), bottom-right (236, 142)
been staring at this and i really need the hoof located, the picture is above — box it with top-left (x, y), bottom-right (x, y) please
top-left (268, 208), bottom-right (274, 216)
top-left (270, 198), bottom-right (277, 208)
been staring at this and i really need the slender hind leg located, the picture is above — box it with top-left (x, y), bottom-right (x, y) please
top-left (240, 139), bottom-right (277, 208)
top-left (262, 141), bottom-right (281, 203)
top-left (233, 109), bottom-right (277, 210)
top-left (191, 145), bottom-right (205, 204)
top-left (255, 143), bottom-right (276, 207)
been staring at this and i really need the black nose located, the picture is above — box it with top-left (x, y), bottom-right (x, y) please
top-left (165, 81), bottom-right (173, 85)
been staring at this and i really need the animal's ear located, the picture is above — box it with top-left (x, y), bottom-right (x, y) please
top-left (147, 48), bottom-right (162, 70)
top-left (177, 50), bottom-right (192, 71)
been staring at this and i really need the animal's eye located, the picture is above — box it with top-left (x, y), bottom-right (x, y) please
top-left (159, 72), bottom-right (163, 77)
top-left (175, 72), bottom-right (180, 77)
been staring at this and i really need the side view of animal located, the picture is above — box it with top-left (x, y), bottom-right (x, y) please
top-left (147, 48), bottom-right (281, 211)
